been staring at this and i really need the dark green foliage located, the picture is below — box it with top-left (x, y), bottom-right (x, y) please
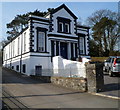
top-left (6, 8), bottom-right (54, 39)
top-left (89, 39), bottom-right (99, 57)
top-left (29, 9), bottom-right (47, 17)
top-left (87, 9), bottom-right (119, 57)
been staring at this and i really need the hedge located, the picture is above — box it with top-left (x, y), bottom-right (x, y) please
top-left (91, 57), bottom-right (108, 62)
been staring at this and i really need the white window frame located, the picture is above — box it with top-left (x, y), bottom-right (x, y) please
top-left (18, 37), bottom-right (20, 55)
top-left (9, 44), bottom-right (10, 58)
top-left (65, 23), bottom-right (69, 33)
top-left (24, 32), bottom-right (26, 52)
top-left (59, 22), bottom-right (63, 32)
top-left (13, 41), bottom-right (15, 57)
top-left (79, 37), bottom-right (85, 54)
top-left (38, 32), bottom-right (45, 52)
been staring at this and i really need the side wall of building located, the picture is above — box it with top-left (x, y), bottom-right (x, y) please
top-left (3, 27), bottom-right (31, 75)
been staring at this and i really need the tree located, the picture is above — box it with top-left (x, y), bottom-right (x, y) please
top-left (87, 9), bottom-right (119, 56)
top-left (89, 39), bottom-right (99, 57)
top-left (0, 38), bottom-right (8, 50)
top-left (6, 8), bottom-right (54, 39)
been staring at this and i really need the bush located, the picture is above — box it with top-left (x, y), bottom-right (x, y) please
top-left (91, 57), bottom-right (108, 62)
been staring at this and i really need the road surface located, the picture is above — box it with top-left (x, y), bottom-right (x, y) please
top-left (100, 73), bottom-right (120, 98)
top-left (2, 67), bottom-right (119, 108)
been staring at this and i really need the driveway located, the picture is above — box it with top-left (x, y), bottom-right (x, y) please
top-left (2, 67), bottom-right (119, 108)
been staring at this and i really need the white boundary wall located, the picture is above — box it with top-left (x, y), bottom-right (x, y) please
top-left (53, 56), bottom-right (87, 78)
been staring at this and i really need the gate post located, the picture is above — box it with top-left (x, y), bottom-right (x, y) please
top-left (86, 63), bottom-right (104, 93)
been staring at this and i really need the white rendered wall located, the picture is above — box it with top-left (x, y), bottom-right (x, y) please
top-left (3, 28), bottom-right (30, 61)
top-left (3, 28), bottom-right (30, 71)
top-left (21, 55), bottom-right (30, 75)
top-left (53, 56), bottom-right (86, 78)
top-left (28, 56), bottom-right (52, 76)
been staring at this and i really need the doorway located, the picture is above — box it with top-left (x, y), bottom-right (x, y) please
top-left (60, 42), bottom-right (68, 59)
top-left (35, 66), bottom-right (42, 76)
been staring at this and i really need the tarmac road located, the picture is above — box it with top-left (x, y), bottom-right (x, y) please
top-left (100, 73), bottom-right (120, 98)
top-left (2, 67), bottom-right (119, 109)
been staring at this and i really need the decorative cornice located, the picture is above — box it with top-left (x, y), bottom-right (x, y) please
top-left (48, 33), bottom-right (78, 39)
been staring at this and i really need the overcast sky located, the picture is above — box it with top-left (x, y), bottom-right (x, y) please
top-left (1, 2), bottom-right (119, 41)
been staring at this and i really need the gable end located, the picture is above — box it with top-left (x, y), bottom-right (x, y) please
top-left (51, 4), bottom-right (78, 19)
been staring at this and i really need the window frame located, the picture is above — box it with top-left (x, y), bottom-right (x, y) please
top-left (9, 44), bottom-right (10, 58)
top-left (13, 41), bottom-right (15, 57)
top-left (36, 27), bottom-right (48, 53)
top-left (79, 36), bottom-right (86, 55)
top-left (12, 66), bottom-right (14, 69)
top-left (59, 22), bottom-right (63, 32)
top-left (18, 37), bottom-right (20, 55)
top-left (38, 31), bottom-right (45, 52)
top-left (116, 58), bottom-right (120, 63)
top-left (16, 65), bottom-right (19, 71)
top-left (22, 64), bottom-right (26, 73)
top-left (24, 32), bottom-right (26, 53)
top-left (65, 23), bottom-right (69, 33)
top-left (57, 17), bottom-right (71, 34)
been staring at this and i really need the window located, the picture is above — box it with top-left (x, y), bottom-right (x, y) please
top-left (56, 41), bottom-right (59, 56)
top-left (12, 66), bottom-right (14, 69)
top-left (71, 43), bottom-right (77, 60)
top-left (6, 54), bottom-right (7, 60)
top-left (13, 41), bottom-right (15, 57)
top-left (57, 17), bottom-right (71, 33)
top-left (79, 37), bottom-right (84, 54)
top-left (58, 22), bottom-right (70, 33)
top-left (38, 32), bottom-right (45, 52)
top-left (16, 65), bottom-right (19, 71)
top-left (9, 45), bottom-right (10, 58)
top-left (24, 32), bottom-right (26, 52)
top-left (106, 58), bottom-right (111, 62)
top-left (71, 43), bottom-right (74, 59)
top-left (11, 42), bottom-right (13, 57)
top-left (22, 64), bottom-right (26, 73)
top-left (36, 27), bottom-right (47, 52)
top-left (75, 43), bottom-right (78, 58)
top-left (51, 41), bottom-right (55, 57)
top-left (59, 22), bottom-right (63, 32)
top-left (18, 37), bottom-right (20, 55)
top-left (116, 58), bottom-right (120, 63)
top-left (65, 23), bottom-right (69, 33)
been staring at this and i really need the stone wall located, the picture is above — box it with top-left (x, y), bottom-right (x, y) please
top-left (86, 63), bottom-right (104, 93)
top-left (31, 76), bottom-right (87, 92)
top-left (51, 77), bottom-right (87, 92)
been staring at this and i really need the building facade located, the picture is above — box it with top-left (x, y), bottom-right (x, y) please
top-left (3, 4), bottom-right (90, 76)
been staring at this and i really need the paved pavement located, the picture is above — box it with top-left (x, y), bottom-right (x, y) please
top-left (98, 73), bottom-right (120, 98)
top-left (2, 67), bottom-right (120, 108)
